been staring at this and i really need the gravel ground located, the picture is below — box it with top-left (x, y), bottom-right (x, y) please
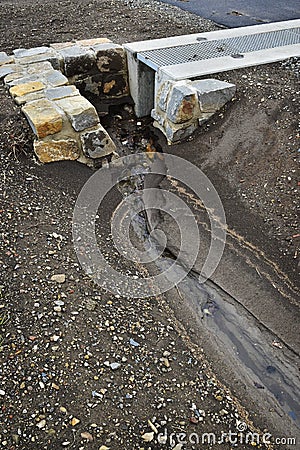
top-left (0, 0), bottom-right (299, 449)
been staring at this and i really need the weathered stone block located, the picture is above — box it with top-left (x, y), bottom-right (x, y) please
top-left (50, 42), bottom-right (74, 51)
top-left (22, 99), bottom-right (63, 138)
top-left (45, 85), bottom-right (79, 101)
top-left (157, 80), bottom-right (172, 112)
top-left (58, 45), bottom-right (97, 77)
top-left (34, 139), bottom-right (80, 163)
top-left (14, 48), bottom-right (61, 70)
top-left (191, 79), bottom-right (236, 113)
top-left (10, 81), bottom-right (45, 97)
top-left (55, 96), bottom-right (99, 132)
top-left (92, 43), bottom-right (127, 73)
top-left (80, 124), bottom-right (116, 158)
top-left (1, 65), bottom-right (23, 81)
top-left (101, 73), bottom-right (129, 97)
top-left (14, 91), bottom-right (46, 106)
top-left (151, 108), bottom-right (165, 127)
top-left (42, 70), bottom-right (68, 87)
top-left (26, 61), bottom-right (54, 74)
top-left (5, 72), bottom-right (41, 86)
top-left (153, 118), bottom-right (198, 144)
top-left (13, 47), bottom-right (50, 58)
top-left (0, 52), bottom-right (14, 66)
top-left (76, 38), bottom-right (111, 47)
top-left (70, 73), bottom-right (103, 96)
top-left (166, 83), bottom-right (198, 124)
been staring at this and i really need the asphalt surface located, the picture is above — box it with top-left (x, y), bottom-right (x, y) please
top-left (160, 0), bottom-right (300, 27)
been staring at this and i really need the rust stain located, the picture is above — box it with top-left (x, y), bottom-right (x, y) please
top-left (181, 98), bottom-right (194, 117)
top-left (103, 79), bottom-right (116, 94)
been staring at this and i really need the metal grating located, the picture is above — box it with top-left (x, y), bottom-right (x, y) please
top-left (138, 28), bottom-right (300, 70)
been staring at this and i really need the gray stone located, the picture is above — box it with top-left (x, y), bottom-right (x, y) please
top-left (13, 47), bottom-right (50, 58)
top-left (50, 42), bottom-right (75, 51)
top-left (92, 43), bottom-right (127, 73)
top-left (15, 49), bottom-right (61, 70)
top-left (157, 80), bottom-right (172, 112)
top-left (151, 108), bottom-right (165, 127)
top-left (0, 52), bottom-right (14, 66)
top-left (191, 79), bottom-right (236, 113)
top-left (42, 70), bottom-right (68, 87)
top-left (153, 118), bottom-right (198, 144)
top-left (0, 64), bottom-right (21, 80)
top-left (58, 45), bottom-right (97, 77)
top-left (45, 85), bottom-right (79, 101)
top-left (14, 91), bottom-right (46, 106)
top-left (5, 72), bottom-right (42, 87)
top-left (55, 96), bottom-right (99, 132)
top-left (166, 83), bottom-right (198, 124)
top-left (26, 61), bottom-right (54, 74)
top-left (80, 124), bottom-right (116, 158)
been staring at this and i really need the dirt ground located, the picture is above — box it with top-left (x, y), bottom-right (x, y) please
top-left (0, 0), bottom-right (299, 449)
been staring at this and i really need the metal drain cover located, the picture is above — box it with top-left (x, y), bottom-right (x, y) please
top-left (138, 28), bottom-right (300, 70)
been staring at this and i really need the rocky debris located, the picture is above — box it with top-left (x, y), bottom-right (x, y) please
top-left (152, 78), bottom-right (236, 143)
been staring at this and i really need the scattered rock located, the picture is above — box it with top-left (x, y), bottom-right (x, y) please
top-left (141, 431), bottom-right (154, 442)
top-left (50, 274), bottom-right (66, 283)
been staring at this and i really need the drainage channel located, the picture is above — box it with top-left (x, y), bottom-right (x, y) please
top-left (114, 154), bottom-right (300, 433)
top-left (137, 27), bottom-right (300, 71)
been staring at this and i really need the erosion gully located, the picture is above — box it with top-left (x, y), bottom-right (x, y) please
top-left (113, 147), bottom-right (300, 436)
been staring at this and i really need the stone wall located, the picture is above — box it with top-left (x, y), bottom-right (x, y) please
top-left (0, 39), bottom-right (129, 166)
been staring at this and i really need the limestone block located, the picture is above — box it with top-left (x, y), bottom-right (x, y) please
top-left (42, 70), bottom-right (68, 87)
top-left (14, 91), bottom-right (46, 106)
top-left (34, 139), bottom-right (80, 163)
top-left (10, 81), bottom-right (45, 97)
top-left (80, 124), bottom-right (116, 158)
top-left (26, 61), bottom-right (54, 74)
top-left (5, 72), bottom-right (42, 86)
top-left (50, 42), bottom-right (75, 51)
top-left (166, 83), bottom-right (198, 124)
top-left (191, 79), bottom-right (236, 113)
top-left (45, 85), bottom-right (79, 101)
top-left (22, 99), bottom-right (63, 138)
top-left (55, 96), bottom-right (99, 132)
top-left (92, 43), bottom-right (127, 73)
top-left (13, 47), bottom-right (50, 58)
top-left (100, 73), bottom-right (129, 98)
top-left (58, 45), bottom-right (97, 77)
top-left (0, 52), bottom-right (14, 66)
top-left (76, 38), bottom-right (111, 47)
top-left (1, 65), bottom-right (24, 80)
top-left (14, 48), bottom-right (61, 70)
top-left (70, 73), bottom-right (103, 96)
